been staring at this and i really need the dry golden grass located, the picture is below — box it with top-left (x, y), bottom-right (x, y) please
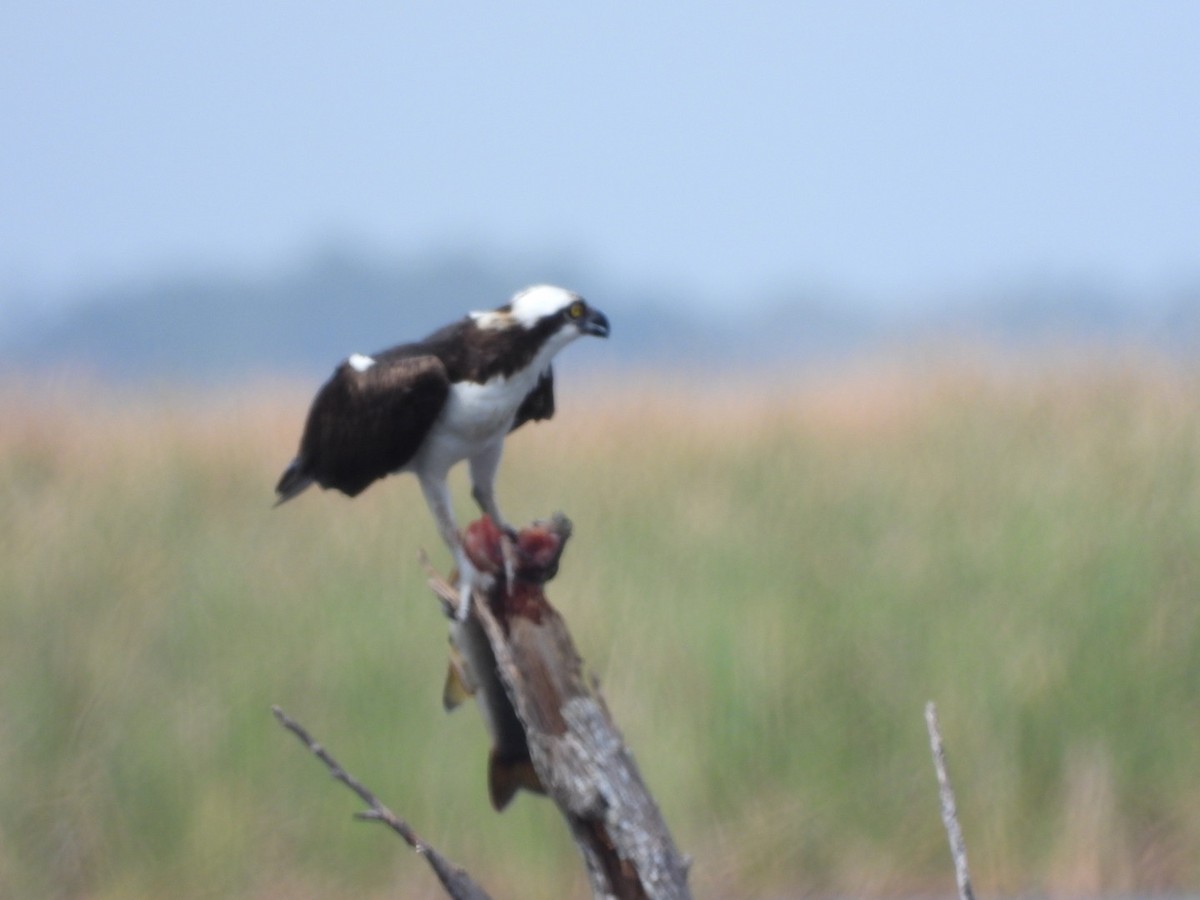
top-left (2, 359), bottom-right (1199, 897)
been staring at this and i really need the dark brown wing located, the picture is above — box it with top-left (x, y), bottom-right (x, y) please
top-left (511, 366), bottom-right (554, 432)
top-left (296, 354), bottom-right (450, 497)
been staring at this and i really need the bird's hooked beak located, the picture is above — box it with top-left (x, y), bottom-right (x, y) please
top-left (580, 307), bottom-right (610, 338)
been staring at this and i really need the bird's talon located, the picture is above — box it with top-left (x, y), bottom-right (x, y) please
top-left (498, 531), bottom-right (520, 589)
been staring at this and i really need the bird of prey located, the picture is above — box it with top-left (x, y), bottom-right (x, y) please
top-left (274, 285), bottom-right (609, 619)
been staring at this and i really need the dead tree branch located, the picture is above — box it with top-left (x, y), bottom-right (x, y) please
top-left (272, 705), bottom-right (492, 900)
top-left (925, 701), bottom-right (976, 900)
top-left (433, 514), bottom-right (692, 900)
top-left (276, 513), bottom-right (689, 899)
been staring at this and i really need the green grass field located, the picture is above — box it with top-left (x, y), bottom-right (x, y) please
top-left (3, 360), bottom-right (1199, 898)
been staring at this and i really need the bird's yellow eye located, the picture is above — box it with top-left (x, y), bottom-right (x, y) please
top-left (568, 300), bottom-right (586, 319)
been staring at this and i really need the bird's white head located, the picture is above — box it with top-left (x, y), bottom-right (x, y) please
top-left (473, 285), bottom-right (610, 343)
top-left (508, 285), bottom-right (610, 338)
top-left (509, 285), bottom-right (579, 327)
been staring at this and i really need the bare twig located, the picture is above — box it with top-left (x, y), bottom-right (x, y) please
top-left (924, 701), bottom-right (976, 900)
top-left (271, 705), bottom-right (492, 900)
top-left (278, 514), bottom-right (689, 899)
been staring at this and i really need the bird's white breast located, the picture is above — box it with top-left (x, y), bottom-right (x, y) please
top-left (411, 367), bottom-right (543, 475)
top-left (443, 376), bottom-right (526, 439)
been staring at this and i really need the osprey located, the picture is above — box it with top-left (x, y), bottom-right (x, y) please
top-left (274, 285), bottom-right (609, 618)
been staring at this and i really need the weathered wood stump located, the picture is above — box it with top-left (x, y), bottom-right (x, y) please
top-left (436, 515), bottom-right (690, 899)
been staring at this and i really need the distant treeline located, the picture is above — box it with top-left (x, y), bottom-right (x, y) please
top-left (3, 245), bottom-right (1197, 384)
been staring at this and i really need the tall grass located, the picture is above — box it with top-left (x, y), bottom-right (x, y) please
top-left (2, 361), bottom-right (1199, 897)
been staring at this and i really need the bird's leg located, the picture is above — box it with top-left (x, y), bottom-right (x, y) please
top-left (470, 444), bottom-right (518, 589)
top-left (468, 441), bottom-right (512, 532)
top-left (419, 474), bottom-right (477, 621)
top-left (452, 549), bottom-right (479, 623)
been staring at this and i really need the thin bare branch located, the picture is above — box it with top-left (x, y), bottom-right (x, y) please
top-left (272, 705), bottom-right (492, 900)
top-left (925, 701), bottom-right (976, 900)
top-left (278, 514), bottom-right (690, 899)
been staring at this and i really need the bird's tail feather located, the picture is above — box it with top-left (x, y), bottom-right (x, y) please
top-left (274, 458), bottom-right (313, 506)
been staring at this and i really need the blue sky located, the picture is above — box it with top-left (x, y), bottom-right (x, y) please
top-left (2, 2), bottom-right (1198, 313)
